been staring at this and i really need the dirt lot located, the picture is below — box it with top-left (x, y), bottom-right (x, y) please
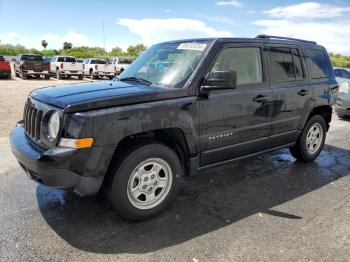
top-left (0, 78), bottom-right (350, 261)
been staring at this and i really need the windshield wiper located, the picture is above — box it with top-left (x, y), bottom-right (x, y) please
top-left (119, 77), bottom-right (152, 86)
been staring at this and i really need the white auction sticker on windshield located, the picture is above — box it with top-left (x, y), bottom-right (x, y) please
top-left (177, 43), bottom-right (207, 51)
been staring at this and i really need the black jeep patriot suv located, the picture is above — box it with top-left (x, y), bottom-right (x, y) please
top-left (10, 35), bottom-right (337, 221)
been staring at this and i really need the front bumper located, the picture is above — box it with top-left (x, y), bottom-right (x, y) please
top-left (10, 125), bottom-right (104, 196)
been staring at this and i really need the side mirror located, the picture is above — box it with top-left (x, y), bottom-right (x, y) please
top-left (200, 70), bottom-right (237, 94)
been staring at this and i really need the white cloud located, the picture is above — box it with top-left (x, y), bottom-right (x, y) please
top-left (216, 0), bottom-right (243, 7)
top-left (253, 2), bottom-right (350, 55)
top-left (116, 18), bottom-right (233, 46)
top-left (264, 2), bottom-right (350, 20)
top-left (0, 30), bottom-right (128, 51)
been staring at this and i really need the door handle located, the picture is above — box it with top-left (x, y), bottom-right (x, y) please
top-left (298, 89), bottom-right (309, 96)
top-left (253, 95), bottom-right (268, 103)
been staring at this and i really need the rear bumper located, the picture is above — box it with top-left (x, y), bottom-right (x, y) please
top-left (0, 70), bottom-right (11, 76)
top-left (59, 70), bottom-right (83, 76)
top-left (94, 71), bottom-right (115, 77)
top-left (24, 70), bottom-right (50, 75)
top-left (10, 125), bottom-right (104, 196)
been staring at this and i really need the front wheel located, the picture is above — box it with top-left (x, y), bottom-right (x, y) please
top-left (290, 115), bottom-right (326, 162)
top-left (108, 143), bottom-right (183, 221)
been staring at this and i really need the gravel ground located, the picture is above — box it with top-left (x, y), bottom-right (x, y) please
top-left (0, 79), bottom-right (349, 261)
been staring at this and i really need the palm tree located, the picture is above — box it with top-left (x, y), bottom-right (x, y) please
top-left (41, 40), bottom-right (48, 50)
top-left (63, 42), bottom-right (73, 50)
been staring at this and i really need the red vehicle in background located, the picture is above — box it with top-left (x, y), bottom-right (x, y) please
top-left (0, 56), bottom-right (12, 79)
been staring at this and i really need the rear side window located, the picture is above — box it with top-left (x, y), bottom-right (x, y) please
top-left (211, 47), bottom-right (263, 85)
top-left (269, 47), bottom-right (304, 81)
top-left (57, 57), bottom-right (65, 62)
top-left (306, 49), bottom-right (329, 79)
top-left (91, 59), bottom-right (106, 64)
top-left (21, 55), bottom-right (43, 61)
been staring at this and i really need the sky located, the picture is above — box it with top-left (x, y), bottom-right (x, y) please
top-left (0, 0), bottom-right (349, 54)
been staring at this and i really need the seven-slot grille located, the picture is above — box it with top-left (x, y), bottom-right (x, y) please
top-left (23, 101), bottom-right (43, 140)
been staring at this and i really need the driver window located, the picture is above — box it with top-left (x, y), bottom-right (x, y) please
top-left (211, 47), bottom-right (263, 85)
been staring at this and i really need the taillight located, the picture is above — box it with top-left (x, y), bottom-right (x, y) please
top-left (48, 63), bottom-right (51, 70)
top-left (60, 63), bottom-right (64, 69)
top-left (95, 65), bottom-right (98, 70)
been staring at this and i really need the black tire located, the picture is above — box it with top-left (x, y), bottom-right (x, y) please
top-left (7, 74), bottom-right (11, 80)
top-left (108, 143), bottom-right (183, 221)
top-left (290, 115), bottom-right (326, 162)
top-left (45, 75), bottom-right (50, 80)
top-left (57, 70), bottom-right (62, 80)
top-left (78, 75), bottom-right (83, 80)
top-left (15, 70), bottom-right (19, 77)
top-left (90, 70), bottom-right (95, 80)
top-left (109, 76), bottom-right (114, 80)
top-left (21, 70), bottom-right (27, 80)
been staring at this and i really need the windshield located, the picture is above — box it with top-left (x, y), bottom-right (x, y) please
top-left (119, 41), bottom-right (210, 88)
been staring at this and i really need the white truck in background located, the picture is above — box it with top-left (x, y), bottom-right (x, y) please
top-left (108, 57), bottom-right (133, 74)
top-left (83, 58), bottom-right (115, 79)
top-left (50, 56), bottom-right (84, 80)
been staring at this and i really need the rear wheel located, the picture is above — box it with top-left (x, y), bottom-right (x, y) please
top-left (57, 70), bottom-right (62, 79)
top-left (78, 75), bottom-right (83, 80)
top-left (7, 74), bottom-right (11, 79)
top-left (108, 143), bottom-right (183, 221)
top-left (290, 115), bottom-right (326, 162)
top-left (45, 75), bottom-right (50, 80)
top-left (20, 69), bottom-right (27, 80)
top-left (90, 70), bottom-right (96, 80)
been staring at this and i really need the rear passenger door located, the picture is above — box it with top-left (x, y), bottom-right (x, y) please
top-left (267, 46), bottom-right (311, 147)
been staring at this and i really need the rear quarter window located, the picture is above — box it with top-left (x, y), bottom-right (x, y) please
top-left (306, 49), bottom-right (330, 79)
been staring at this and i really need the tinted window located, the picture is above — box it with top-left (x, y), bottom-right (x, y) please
top-left (211, 47), bottom-right (263, 85)
top-left (21, 55), bottom-right (43, 61)
top-left (306, 49), bottom-right (328, 79)
top-left (119, 58), bottom-right (132, 64)
top-left (291, 49), bottom-right (304, 79)
top-left (91, 59), bottom-right (106, 64)
top-left (66, 57), bottom-right (76, 63)
top-left (270, 48), bottom-right (295, 81)
top-left (57, 57), bottom-right (64, 62)
top-left (0, 56), bottom-right (5, 61)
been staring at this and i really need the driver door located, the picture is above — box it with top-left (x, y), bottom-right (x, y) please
top-left (199, 44), bottom-right (272, 166)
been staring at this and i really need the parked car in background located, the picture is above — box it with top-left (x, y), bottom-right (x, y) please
top-left (334, 67), bottom-right (350, 118)
top-left (14, 54), bottom-right (50, 79)
top-left (0, 55), bottom-right (12, 79)
top-left (50, 56), bottom-right (84, 80)
top-left (10, 36), bottom-right (336, 221)
top-left (83, 58), bottom-right (115, 79)
top-left (43, 56), bottom-right (52, 63)
top-left (76, 59), bottom-right (83, 63)
top-left (108, 57), bottom-right (133, 74)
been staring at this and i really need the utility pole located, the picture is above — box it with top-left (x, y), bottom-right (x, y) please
top-left (102, 20), bottom-right (105, 50)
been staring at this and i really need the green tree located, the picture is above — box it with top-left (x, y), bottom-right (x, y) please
top-left (41, 40), bottom-right (48, 50)
top-left (63, 42), bottom-right (73, 50)
top-left (127, 44), bottom-right (146, 58)
top-left (110, 47), bottom-right (123, 57)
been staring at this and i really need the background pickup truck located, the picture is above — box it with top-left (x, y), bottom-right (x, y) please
top-left (14, 54), bottom-right (50, 80)
top-left (0, 56), bottom-right (11, 79)
top-left (108, 57), bottom-right (133, 74)
top-left (83, 58), bottom-right (115, 79)
top-left (50, 56), bottom-right (84, 80)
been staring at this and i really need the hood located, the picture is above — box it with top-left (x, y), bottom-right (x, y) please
top-left (31, 80), bottom-right (188, 113)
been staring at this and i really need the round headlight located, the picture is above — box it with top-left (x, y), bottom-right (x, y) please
top-left (48, 111), bottom-right (60, 140)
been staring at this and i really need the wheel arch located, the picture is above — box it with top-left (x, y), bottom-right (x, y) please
top-left (306, 105), bottom-right (332, 131)
top-left (102, 128), bottom-right (191, 191)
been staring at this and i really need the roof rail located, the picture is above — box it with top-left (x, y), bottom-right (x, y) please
top-left (255, 34), bottom-right (317, 44)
